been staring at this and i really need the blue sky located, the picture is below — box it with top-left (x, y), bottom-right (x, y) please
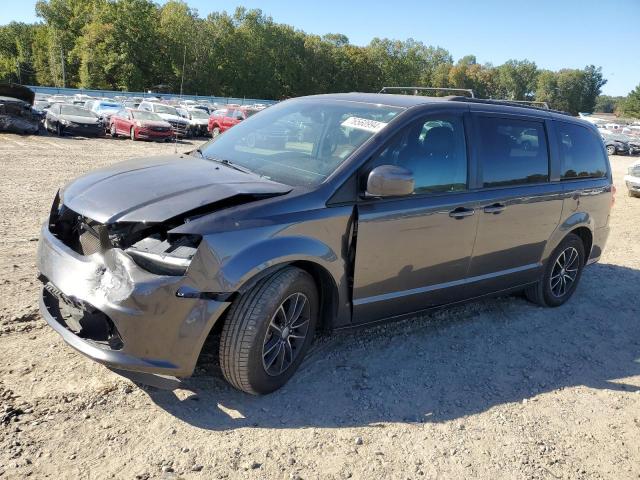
top-left (3, 0), bottom-right (638, 96)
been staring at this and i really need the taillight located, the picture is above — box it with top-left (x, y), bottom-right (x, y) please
top-left (611, 184), bottom-right (616, 207)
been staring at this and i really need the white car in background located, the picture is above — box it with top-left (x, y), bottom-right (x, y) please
top-left (179, 107), bottom-right (210, 137)
top-left (138, 101), bottom-right (190, 137)
top-left (625, 160), bottom-right (640, 198)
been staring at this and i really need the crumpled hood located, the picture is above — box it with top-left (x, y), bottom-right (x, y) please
top-left (0, 83), bottom-right (34, 105)
top-left (61, 154), bottom-right (291, 224)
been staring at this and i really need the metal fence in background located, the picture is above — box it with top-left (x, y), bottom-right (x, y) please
top-left (27, 85), bottom-right (276, 106)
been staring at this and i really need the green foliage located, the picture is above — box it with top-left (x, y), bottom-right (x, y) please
top-left (496, 60), bottom-right (538, 100)
top-left (594, 94), bottom-right (624, 114)
top-left (535, 66), bottom-right (609, 115)
top-left (0, 1), bottom-right (619, 113)
top-left (619, 84), bottom-right (640, 118)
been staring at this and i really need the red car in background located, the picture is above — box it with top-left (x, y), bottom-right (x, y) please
top-left (208, 106), bottom-right (260, 137)
top-left (110, 109), bottom-right (173, 141)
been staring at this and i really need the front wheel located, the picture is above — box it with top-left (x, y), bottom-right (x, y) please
top-left (110, 123), bottom-right (118, 138)
top-left (525, 233), bottom-right (585, 307)
top-left (56, 123), bottom-right (64, 137)
top-left (606, 145), bottom-right (616, 156)
top-left (130, 127), bottom-right (137, 141)
top-left (219, 267), bottom-right (318, 395)
top-left (211, 126), bottom-right (220, 138)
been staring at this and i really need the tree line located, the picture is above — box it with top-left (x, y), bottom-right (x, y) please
top-left (0, 0), bottom-right (637, 117)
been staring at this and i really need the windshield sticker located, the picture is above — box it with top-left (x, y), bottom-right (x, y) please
top-left (341, 116), bottom-right (388, 133)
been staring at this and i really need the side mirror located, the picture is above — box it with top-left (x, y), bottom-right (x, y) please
top-left (365, 165), bottom-right (414, 198)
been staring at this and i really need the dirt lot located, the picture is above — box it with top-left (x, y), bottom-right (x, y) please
top-left (0, 133), bottom-right (639, 480)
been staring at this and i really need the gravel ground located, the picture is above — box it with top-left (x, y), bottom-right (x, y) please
top-left (0, 132), bottom-right (639, 480)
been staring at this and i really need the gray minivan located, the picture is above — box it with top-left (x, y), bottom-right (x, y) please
top-left (37, 93), bottom-right (613, 394)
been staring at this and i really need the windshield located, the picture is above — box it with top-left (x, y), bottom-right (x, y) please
top-left (154, 104), bottom-right (179, 115)
top-left (199, 99), bottom-right (402, 187)
top-left (189, 109), bottom-right (209, 119)
top-left (131, 110), bottom-right (163, 121)
top-left (60, 105), bottom-right (95, 117)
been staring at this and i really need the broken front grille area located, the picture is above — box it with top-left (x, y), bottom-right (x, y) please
top-left (42, 280), bottom-right (124, 350)
top-left (49, 198), bottom-right (109, 256)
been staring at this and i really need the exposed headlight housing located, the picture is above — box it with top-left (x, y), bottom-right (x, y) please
top-left (126, 234), bottom-right (201, 276)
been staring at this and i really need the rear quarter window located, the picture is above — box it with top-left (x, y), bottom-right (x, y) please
top-left (556, 122), bottom-right (608, 180)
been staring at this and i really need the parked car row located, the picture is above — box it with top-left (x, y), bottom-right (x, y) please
top-left (597, 125), bottom-right (640, 156)
top-left (11, 87), bottom-right (270, 139)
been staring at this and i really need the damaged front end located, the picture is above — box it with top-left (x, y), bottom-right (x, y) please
top-left (0, 98), bottom-right (40, 134)
top-left (37, 153), bottom-right (292, 376)
top-left (0, 84), bottom-right (39, 134)
top-left (36, 192), bottom-right (243, 377)
top-left (48, 195), bottom-right (202, 277)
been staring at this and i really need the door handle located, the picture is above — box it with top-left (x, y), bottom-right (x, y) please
top-left (449, 207), bottom-right (475, 219)
top-left (483, 203), bottom-right (506, 214)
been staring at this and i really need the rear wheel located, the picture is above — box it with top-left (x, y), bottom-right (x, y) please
top-left (219, 267), bottom-right (318, 395)
top-left (212, 126), bottom-right (220, 138)
top-left (110, 123), bottom-right (118, 138)
top-left (525, 233), bottom-right (585, 307)
top-left (606, 145), bottom-right (616, 156)
top-left (130, 127), bottom-right (136, 141)
top-left (56, 123), bottom-right (64, 137)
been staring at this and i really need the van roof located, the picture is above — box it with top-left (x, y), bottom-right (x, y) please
top-left (300, 92), bottom-right (586, 125)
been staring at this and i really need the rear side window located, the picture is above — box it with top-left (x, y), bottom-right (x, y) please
top-left (477, 117), bottom-right (549, 188)
top-left (556, 122), bottom-right (608, 180)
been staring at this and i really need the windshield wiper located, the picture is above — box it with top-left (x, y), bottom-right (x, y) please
top-left (196, 150), bottom-right (254, 175)
top-left (217, 158), bottom-right (255, 175)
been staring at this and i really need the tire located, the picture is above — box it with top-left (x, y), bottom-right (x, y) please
top-left (56, 123), bottom-right (64, 137)
top-left (110, 123), bottom-right (118, 138)
top-left (606, 145), bottom-right (615, 156)
top-left (219, 267), bottom-right (318, 395)
top-left (525, 233), bottom-right (585, 307)
top-left (130, 127), bottom-right (136, 141)
top-left (212, 126), bottom-right (220, 138)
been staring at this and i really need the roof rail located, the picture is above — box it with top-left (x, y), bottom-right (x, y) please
top-left (486, 99), bottom-right (550, 109)
top-left (447, 96), bottom-right (570, 115)
top-left (379, 86), bottom-right (475, 98)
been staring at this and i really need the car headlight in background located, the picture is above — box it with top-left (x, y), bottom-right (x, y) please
top-left (125, 234), bottom-right (201, 276)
